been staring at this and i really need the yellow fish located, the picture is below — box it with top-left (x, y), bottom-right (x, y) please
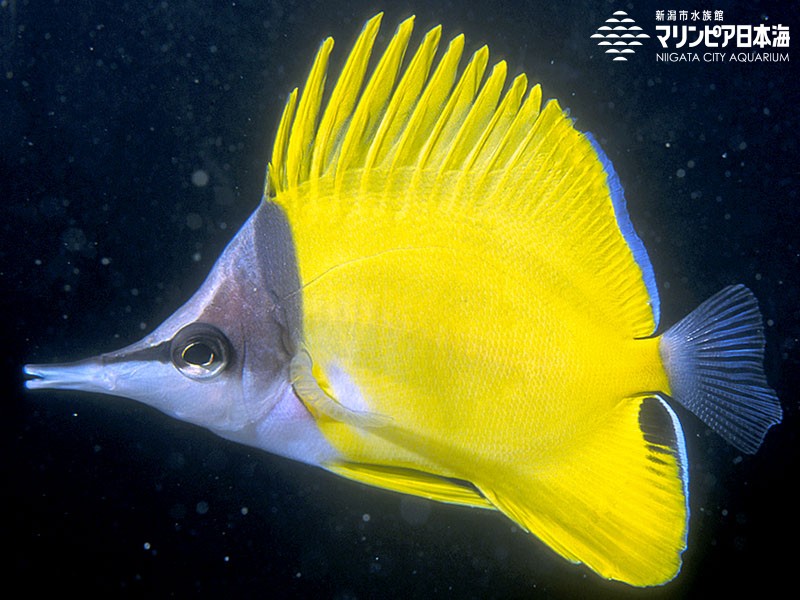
top-left (25, 14), bottom-right (782, 586)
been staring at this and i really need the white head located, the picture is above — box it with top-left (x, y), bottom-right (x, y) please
top-left (25, 201), bottom-right (335, 465)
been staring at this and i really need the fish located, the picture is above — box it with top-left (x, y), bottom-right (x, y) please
top-left (23, 13), bottom-right (782, 586)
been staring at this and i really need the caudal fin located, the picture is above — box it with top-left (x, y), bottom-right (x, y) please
top-left (660, 284), bottom-right (782, 454)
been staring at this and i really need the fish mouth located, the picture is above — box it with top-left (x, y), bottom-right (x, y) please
top-left (23, 359), bottom-right (105, 391)
top-left (24, 340), bottom-right (167, 394)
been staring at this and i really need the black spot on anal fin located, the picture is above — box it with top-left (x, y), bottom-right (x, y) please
top-left (639, 396), bottom-right (678, 452)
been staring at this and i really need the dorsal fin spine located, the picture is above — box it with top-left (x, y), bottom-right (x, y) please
top-left (308, 13), bottom-right (383, 191)
top-left (334, 17), bottom-right (416, 194)
top-left (287, 37), bottom-right (334, 192)
top-left (363, 24), bottom-right (442, 177)
top-left (268, 88), bottom-right (298, 195)
top-left (441, 59), bottom-right (506, 174)
top-left (461, 72), bottom-right (527, 197)
top-left (418, 45), bottom-right (490, 174)
top-left (476, 83), bottom-right (541, 197)
top-left (511, 102), bottom-right (575, 215)
top-left (487, 92), bottom-right (552, 206)
top-left (388, 34), bottom-right (465, 189)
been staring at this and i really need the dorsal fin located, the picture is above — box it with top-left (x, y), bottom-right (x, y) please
top-left (267, 14), bottom-right (660, 338)
top-left (267, 13), bottom-right (544, 201)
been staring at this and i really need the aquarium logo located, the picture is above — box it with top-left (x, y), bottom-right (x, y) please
top-left (653, 9), bottom-right (790, 63)
top-left (591, 10), bottom-right (651, 62)
top-left (592, 9), bottom-right (791, 64)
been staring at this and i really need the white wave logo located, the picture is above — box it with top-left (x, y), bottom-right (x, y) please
top-left (591, 10), bottom-right (650, 61)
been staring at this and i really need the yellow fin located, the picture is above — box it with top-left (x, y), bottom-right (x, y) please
top-left (335, 16), bottom-right (415, 185)
top-left (479, 396), bottom-right (688, 586)
top-left (364, 22), bottom-right (442, 174)
top-left (310, 13), bottom-right (385, 185)
top-left (414, 43), bottom-right (488, 174)
top-left (389, 33), bottom-right (465, 177)
top-left (268, 88), bottom-right (297, 195)
top-left (328, 462), bottom-right (493, 509)
top-left (285, 36), bottom-right (334, 192)
top-left (441, 59), bottom-right (506, 173)
top-left (268, 15), bottom-right (659, 338)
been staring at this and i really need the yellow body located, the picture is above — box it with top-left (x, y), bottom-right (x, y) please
top-left (269, 15), bottom-right (686, 585)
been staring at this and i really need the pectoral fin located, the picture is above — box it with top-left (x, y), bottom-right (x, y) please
top-left (289, 349), bottom-right (392, 428)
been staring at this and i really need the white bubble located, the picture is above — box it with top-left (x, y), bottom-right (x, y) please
top-left (186, 212), bottom-right (203, 230)
top-left (191, 169), bottom-right (210, 187)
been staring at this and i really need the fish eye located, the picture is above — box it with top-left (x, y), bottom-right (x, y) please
top-left (170, 323), bottom-right (231, 380)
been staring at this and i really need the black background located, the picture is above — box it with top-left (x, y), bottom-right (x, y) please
top-left (2, 1), bottom-right (798, 597)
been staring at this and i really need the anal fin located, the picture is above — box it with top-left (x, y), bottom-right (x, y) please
top-left (478, 396), bottom-right (689, 586)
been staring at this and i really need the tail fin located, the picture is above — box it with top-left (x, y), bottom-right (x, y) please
top-left (659, 284), bottom-right (782, 454)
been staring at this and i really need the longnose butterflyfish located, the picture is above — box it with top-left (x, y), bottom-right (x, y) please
top-left (24, 14), bottom-right (782, 586)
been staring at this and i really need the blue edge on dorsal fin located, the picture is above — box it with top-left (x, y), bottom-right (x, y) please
top-left (586, 133), bottom-right (661, 333)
